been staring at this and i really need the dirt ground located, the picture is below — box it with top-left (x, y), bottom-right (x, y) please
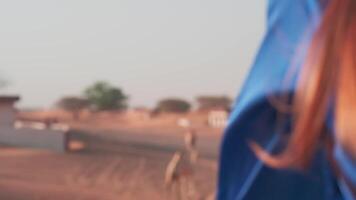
top-left (0, 130), bottom-right (218, 200)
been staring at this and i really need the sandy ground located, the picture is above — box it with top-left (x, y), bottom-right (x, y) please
top-left (0, 129), bottom-right (218, 200)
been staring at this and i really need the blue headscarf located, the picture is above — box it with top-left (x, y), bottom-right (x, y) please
top-left (218, 0), bottom-right (355, 199)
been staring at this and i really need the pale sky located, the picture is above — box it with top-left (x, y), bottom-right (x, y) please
top-left (0, 0), bottom-right (266, 109)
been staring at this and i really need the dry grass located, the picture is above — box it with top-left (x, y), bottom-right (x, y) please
top-left (0, 130), bottom-right (217, 200)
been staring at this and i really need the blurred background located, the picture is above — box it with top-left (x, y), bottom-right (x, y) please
top-left (0, 0), bottom-right (265, 199)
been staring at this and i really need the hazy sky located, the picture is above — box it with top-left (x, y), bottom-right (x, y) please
top-left (0, 0), bottom-right (266, 108)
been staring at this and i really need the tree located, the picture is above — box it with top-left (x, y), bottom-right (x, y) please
top-left (0, 77), bottom-right (8, 90)
top-left (0, 80), bottom-right (7, 89)
top-left (56, 96), bottom-right (89, 119)
top-left (155, 98), bottom-right (191, 113)
top-left (84, 81), bottom-right (128, 111)
top-left (196, 95), bottom-right (232, 111)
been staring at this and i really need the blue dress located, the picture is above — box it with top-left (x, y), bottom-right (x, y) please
top-left (217, 0), bottom-right (355, 199)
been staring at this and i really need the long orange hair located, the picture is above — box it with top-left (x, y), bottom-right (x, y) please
top-left (251, 0), bottom-right (356, 170)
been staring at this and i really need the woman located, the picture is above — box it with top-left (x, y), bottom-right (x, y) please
top-left (218, 0), bottom-right (355, 199)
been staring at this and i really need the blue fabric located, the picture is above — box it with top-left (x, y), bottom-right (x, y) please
top-left (218, 0), bottom-right (355, 199)
top-left (335, 144), bottom-right (356, 200)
